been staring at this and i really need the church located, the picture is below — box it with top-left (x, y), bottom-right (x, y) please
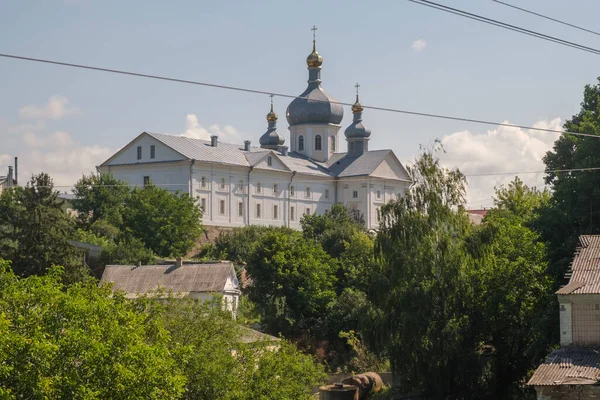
top-left (98, 34), bottom-right (410, 230)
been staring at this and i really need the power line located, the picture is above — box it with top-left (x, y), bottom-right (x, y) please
top-left (491, 0), bottom-right (600, 37)
top-left (407, 0), bottom-right (600, 56)
top-left (1, 52), bottom-right (599, 140)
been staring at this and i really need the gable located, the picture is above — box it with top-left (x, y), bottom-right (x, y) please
top-left (371, 153), bottom-right (410, 181)
top-left (253, 152), bottom-right (291, 172)
top-left (101, 132), bottom-right (187, 166)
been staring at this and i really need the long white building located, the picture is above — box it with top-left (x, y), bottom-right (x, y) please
top-left (99, 37), bottom-right (410, 230)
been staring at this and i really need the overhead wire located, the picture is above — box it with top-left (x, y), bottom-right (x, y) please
top-left (407, 0), bottom-right (600, 56)
top-left (491, 0), bottom-right (600, 37)
top-left (1, 52), bottom-right (600, 139)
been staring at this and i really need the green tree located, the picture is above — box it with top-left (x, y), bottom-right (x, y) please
top-left (373, 145), bottom-right (481, 397)
top-left (246, 230), bottom-right (337, 339)
top-left (468, 178), bottom-right (553, 398)
top-left (0, 259), bottom-right (186, 399)
top-left (122, 185), bottom-right (203, 257)
top-left (99, 235), bottom-right (156, 266)
top-left (0, 173), bottom-right (80, 278)
top-left (72, 173), bottom-right (130, 228)
top-left (541, 78), bottom-right (600, 281)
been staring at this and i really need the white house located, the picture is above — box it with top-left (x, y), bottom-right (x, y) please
top-left (98, 37), bottom-right (410, 230)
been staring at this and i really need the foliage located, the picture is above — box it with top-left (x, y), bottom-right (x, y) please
top-left (373, 144), bottom-right (479, 396)
top-left (122, 184), bottom-right (203, 257)
top-left (246, 230), bottom-right (337, 339)
top-left (72, 173), bottom-right (131, 228)
top-left (0, 173), bottom-right (81, 279)
top-left (72, 228), bottom-right (112, 248)
top-left (339, 330), bottom-right (389, 374)
top-left (0, 259), bottom-right (186, 399)
top-left (540, 78), bottom-right (600, 281)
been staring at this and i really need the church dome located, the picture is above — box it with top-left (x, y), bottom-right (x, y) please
top-left (259, 104), bottom-right (285, 148)
top-left (344, 94), bottom-right (371, 139)
top-left (286, 38), bottom-right (344, 126)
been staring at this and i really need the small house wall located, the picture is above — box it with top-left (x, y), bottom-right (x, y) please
top-left (535, 385), bottom-right (600, 399)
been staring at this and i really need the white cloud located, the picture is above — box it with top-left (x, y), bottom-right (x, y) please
top-left (0, 131), bottom-right (113, 189)
top-left (411, 39), bottom-right (427, 52)
top-left (19, 95), bottom-right (79, 120)
top-left (181, 113), bottom-right (242, 143)
top-left (437, 118), bottom-right (562, 208)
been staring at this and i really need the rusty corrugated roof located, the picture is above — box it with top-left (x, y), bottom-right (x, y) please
top-left (528, 347), bottom-right (600, 386)
top-left (556, 235), bottom-right (600, 295)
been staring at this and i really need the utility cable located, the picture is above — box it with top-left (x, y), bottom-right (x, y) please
top-left (1, 52), bottom-right (599, 139)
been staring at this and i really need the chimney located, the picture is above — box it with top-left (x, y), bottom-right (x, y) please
top-left (175, 257), bottom-right (182, 268)
top-left (280, 146), bottom-right (289, 156)
top-left (211, 135), bottom-right (218, 147)
top-left (244, 140), bottom-right (251, 151)
top-left (14, 157), bottom-right (17, 185)
top-left (7, 166), bottom-right (13, 187)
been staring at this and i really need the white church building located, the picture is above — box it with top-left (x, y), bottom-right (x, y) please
top-left (99, 37), bottom-right (410, 230)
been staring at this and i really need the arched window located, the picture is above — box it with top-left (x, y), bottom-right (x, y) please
top-left (315, 135), bottom-right (322, 151)
top-left (331, 136), bottom-right (336, 152)
top-left (298, 135), bottom-right (304, 151)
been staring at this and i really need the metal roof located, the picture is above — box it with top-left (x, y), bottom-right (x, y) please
top-left (100, 262), bottom-right (238, 298)
top-left (528, 347), bottom-right (600, 386)
top-left (557, 235), bottom-right (600, 295)
top-left (326, 150), bottom-right (410, 180)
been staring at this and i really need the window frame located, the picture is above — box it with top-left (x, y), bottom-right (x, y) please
top-left (325, 189), bottom-right (329, 199)
top-left (290, 206), bottom-right (295, 221)
top-left (315, 135), bottom-right (322, 151)
top-left (267, 156), bottom-right (272, 167)
top-left (256, 203), bottom-right (261, 218)
top-left (305, 187), bottom-right (311, 198)
top-left (376, 190), bottom-right (382, 200)
top-left (331, 136), bottom-right (336, 152)
top-left (353, 190), bottom-right (359, 199)
top-left (143, 176), bottom-right (150, 186)
top-left (256, 182), bottom-right (262, 194)
top-left (273, 204), bottom-right (278, 220)
top-left (298, 135), bottom-right (304, 151)
top-left (137, 146), bottom-right (142, 160)
top-left (238, 201), bottom-right (244, 217)
top-left (201, 176), bottom-right (207, 188)
top-left (220, 178), bottom-right (226, 190)
top-left (219, 199), bottom-right (226, 215)
top-left (150, 145), bottom-right (155, 159)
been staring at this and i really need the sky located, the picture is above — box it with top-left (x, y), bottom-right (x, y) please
top-left (1, 0), bottom-right (599, 208)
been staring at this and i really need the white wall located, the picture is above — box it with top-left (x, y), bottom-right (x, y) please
top-left (559, 300), bottom-right (573, 346)
top-left (99, 161), bottom-right (191, 194)
top-left (104, 134), bottom-right (186, 165)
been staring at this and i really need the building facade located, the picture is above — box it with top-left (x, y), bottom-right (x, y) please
top-left (99, 38), bottom-right (410, 230)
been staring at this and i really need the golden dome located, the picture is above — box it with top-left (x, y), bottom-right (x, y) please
top-left (306, 40), bottom-right (323, 68)
top-left (266, 103), bottom-right (278, 122)
top-left (352, 95), bottom-right (363, 113)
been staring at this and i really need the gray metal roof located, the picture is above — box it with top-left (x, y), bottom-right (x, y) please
top-left (326, 150), bottom-right (408, 179)
top-left (286, 84), bottom-right (344, 126)
top-left (557, 235), bottom-right (600, 295)
top-left (100, 262), bottom-right (238, 298)
top-left (528, 347), bottom-right (600, 386)
top-left (345, 111), bottom-right (371, 139)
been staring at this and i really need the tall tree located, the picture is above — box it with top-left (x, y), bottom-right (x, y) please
top-left (0, 173), bottom-right (80, 278)
top-left (122, 185), bottom-right (203, 257)
top-left (541, 78), bottom-right (600, 281)
top-left (72, 173), bottom-right (131, 228)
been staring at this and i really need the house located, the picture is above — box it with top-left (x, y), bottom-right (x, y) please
top-left (528, 235), bottom-right (600, 398)
top-left (100, 259), bottom-right (241, 318)
top-left (98, 37), bottom-right (410, 231)
top-left (0, 159), bottom-right (17, 195)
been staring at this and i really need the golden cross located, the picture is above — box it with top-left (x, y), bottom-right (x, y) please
top-left (311, 25), bottom-right (318, 41)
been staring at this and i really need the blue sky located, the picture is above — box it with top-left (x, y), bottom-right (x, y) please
top-left (1, 0), bottom-right (598, 205)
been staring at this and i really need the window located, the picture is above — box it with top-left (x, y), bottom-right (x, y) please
top-left (256, 182), bottom-right (261, 194)
top-left (238, 180), bottom-right (244, 193)
top-left (305, 208), bottom-right (310, 215)
top-left (220, 178), bottom-right (226, 190)
top-left (353, 190), bottom-right (359, 199)
top-left (238, 201), bottom-right (244, 217)
top-left (256, 203), bottom-right (261, 218)
top-left (331, 136), bottom-right (336, 152)
top-left (315, 135), bottom-right (322, 151)
top-left (273, 184), bottom-right (278, 194)
top-left (377, 207), bottom-right (381, 222)
top-left (267, 156), bottom-right (272, 166)
top-left (298, 135), bottom-right (304, 151)
top-left (290, 186), bottom-right (295, 196)
top-left (200, 198), bottom-right (206, 212)
top-left (219, 199), bottom-right (226, 215)
top-left (150, 145), bottom-right (155, 159)
top-left (325, 189), bottom-right (329, 199)
top-left (352, 209), bottom-right (361, 223)
top-left (137, 146), bottom-right (142, 160)
top-left (143, 176), bottom-right (150, 186)
top-left (290, 206), bottom-right (295, 221)
top-left (350, 142), bottom-right (355, 151)
top-left (201, 176), bottom-right (206, 188)
top-left (273, 205), bottom-right (278, 220)
top-left (305, 187), bottom-right (311, 198)
top-left (376, 190), bottom-right (382, 200)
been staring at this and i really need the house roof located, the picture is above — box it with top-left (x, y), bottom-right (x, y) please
top-left (326, 150), bottom-right (410, 180)
top-left (100, 262), bottom-right (239, 298)
top-left (239, 326), bottom-right (280, 344)
top-left (528, 347), bottom-right (600, 386)
top-left (557, 235), bottom-right (600, 295)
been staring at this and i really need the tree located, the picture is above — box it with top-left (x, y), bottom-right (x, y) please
top-left (541, 78), bottom-right (600, 281)
top-left (246, 230), bottom-right (337, 339)
top-left (72, 173), bottom-right (131, 228)
top-left (122, 185), bottom-right (203, 257)
top-left (0, 173), bottom-right (81, 279)
top-left (373, 145), bottom-right (481, 397)
top-left (467, 178), bottom-right (553, 398)
top-left (0, 259), bottom-right (186, 399)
